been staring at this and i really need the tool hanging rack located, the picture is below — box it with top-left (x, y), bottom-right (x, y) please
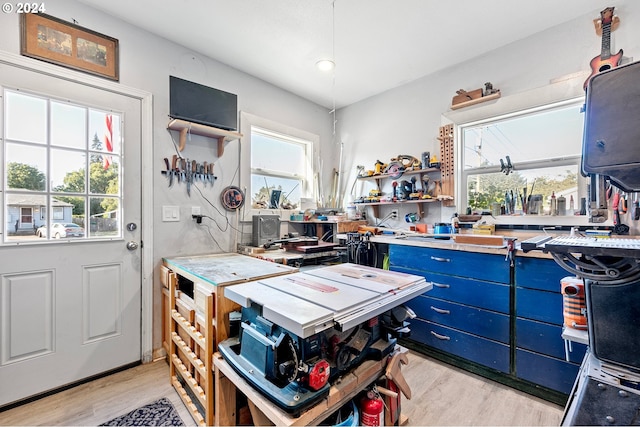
top-left (438, 124), bottom-right (455, 207)
top-left (161, 155), bottom-right (218, 196)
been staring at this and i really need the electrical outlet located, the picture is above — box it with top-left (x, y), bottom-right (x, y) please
top-left (191, 206), bottom-right (201, 216)
top-left (391, 209), bottom-right (398, 219)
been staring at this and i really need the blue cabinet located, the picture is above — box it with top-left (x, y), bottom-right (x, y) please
top-left (515, 256), bottom-right (588, 394)
top-left (389, 245), bottom-right (510, 373)
top-left (410, 318), bottom-right (510, 373)
top-left (388, 243), bottom-right (589, 400)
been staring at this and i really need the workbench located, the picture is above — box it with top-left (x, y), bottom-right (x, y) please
top-left (213, 347), bottom-right (410, 426)
top-left (289, 219), bottom-right (367, 242)
top-left (161, 253), bottom-right (298, 426)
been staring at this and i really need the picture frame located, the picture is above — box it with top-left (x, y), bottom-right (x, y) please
top-left (20, 13), bottom-right (119, 81)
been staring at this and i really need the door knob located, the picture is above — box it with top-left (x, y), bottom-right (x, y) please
top-left (126, 241), bottom-right (139, 250)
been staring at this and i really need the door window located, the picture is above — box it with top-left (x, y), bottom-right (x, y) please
top-left (3, 88), bottom-right (122, 242)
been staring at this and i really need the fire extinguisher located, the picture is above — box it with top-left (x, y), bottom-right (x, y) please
top-left (361, 388), bottom-right (384, 426)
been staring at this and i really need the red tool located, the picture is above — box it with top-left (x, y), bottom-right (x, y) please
top-left (612, 191), bottom-right (630, 234)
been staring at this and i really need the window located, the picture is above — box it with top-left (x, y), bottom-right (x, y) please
top-left (240, 112), bottom-right (317, 214)
top-left (459, 98), bottom-right (586, 219)
top-left (3, 88), bottom-right (122, 242)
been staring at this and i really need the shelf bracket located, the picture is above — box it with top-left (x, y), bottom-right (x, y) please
top-left (178, 128), bottom-right (189, 152)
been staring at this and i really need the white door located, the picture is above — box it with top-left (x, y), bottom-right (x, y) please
top-left (0, 63), bottom-right (142, 407)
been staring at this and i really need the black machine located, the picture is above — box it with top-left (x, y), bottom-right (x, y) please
top-left (524, 61), bottom-right (640, 426)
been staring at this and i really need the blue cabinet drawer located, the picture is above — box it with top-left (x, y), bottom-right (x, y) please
top-left (407, 295), bottom-right (510, 343)
top-left (516, 286), bottom-right (563, 325)
top-left (516, 348), bottom-right (580, 394)
top-left (515, 256), bottom-right (569, 292)
top-left (389, 245), bottom-right (510, 283)
top-left (516, 318), bottom-right (587, 363)
top-left (393, 267), bottom-right (509, 313)
top-left (407, 318), bottom-right (510, 373)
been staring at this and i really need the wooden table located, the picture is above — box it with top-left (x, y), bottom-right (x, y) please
top-left (214, 353), bottom-right (386, 426)
top-left (214, 346), bottom-right (410, 426)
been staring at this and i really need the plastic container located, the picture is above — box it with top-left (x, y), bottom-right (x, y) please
top-left (561, 277), bottom-right (587, 329)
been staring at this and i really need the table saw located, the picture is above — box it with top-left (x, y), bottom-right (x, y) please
top-left (218, 263), bottom-right (431, 414)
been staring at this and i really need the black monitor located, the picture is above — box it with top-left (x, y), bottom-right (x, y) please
top-left (169, 76), bottom-right (238, 131)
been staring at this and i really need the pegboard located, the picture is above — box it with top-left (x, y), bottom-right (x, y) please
top-left (439, 124), bottom-right (455, 207)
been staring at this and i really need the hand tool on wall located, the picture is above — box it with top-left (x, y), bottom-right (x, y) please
top-left (633, 193), bottom-right (640, 220)
top-left (180, 158), bottom-right (187, 183)
top-left (185, 158), bottom-right (192, 196)
top-left (202, 162), bottom-right (208, 186)
top-left (612, 190), bottom-right (630, 234)
top-left (171, 155), bottom-right (179, 184)
top-left (162, 157), bottom-right (173, 187)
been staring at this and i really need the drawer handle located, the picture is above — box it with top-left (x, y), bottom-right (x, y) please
top-left (432, 282), bottom-right (450, 289)
top-left (430, 331), bottom-right (451, 341)
top-left (430, 306), bottom-right (450, 315)
top-left (430, 256), bottom-right (451, 262)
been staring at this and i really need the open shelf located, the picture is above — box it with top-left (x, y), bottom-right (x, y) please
top-left (356, 167), bottom-right (441, 181)
top-left (450, 91), bottom-right (501, 110)
top-left (167, 118), bottom-right (242, 156)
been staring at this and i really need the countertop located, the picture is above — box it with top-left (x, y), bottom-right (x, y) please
top-left (371, 230), bottom-right (565, 259)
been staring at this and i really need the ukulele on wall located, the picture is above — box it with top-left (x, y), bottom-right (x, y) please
top-left (584, 6), bottom-right (622, 90)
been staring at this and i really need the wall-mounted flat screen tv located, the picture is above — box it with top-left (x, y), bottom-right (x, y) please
top-left (169, 76), bottom-right (238, 131)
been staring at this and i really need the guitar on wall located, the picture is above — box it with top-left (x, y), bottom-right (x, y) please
top-left (584, 6), bottom-right (623, 90)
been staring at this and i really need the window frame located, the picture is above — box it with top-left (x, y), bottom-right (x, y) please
top-left (444, 79), bottom-right (600, 226)
top-left (2, 86), bottom-right (124, 243)
top-left (239, 112), bottom-right (318, 221)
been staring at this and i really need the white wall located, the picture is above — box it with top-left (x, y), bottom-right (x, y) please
top-left (0, 0), bottom-right (334, 353)
top-left (337, 1), bottom-right (640, 228)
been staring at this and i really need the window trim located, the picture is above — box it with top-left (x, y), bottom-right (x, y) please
top-left (443, 77), bottom-right (602, 226)
top-left (239, 111), bottom-right (318, 221)
top-left (2, 86), bottom-right (124, 242)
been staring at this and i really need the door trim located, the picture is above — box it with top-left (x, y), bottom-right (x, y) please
top-left (0, 51), bottom-right (154, 362)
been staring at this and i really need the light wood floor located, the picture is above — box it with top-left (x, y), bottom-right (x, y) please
top-left (0, 350), bottom-right (563, 426)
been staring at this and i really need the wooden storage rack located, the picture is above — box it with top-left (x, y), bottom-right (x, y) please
top-left (162, 254), bottom-right (297, 426)
top-left (169, 275), bottom-right (213, 425)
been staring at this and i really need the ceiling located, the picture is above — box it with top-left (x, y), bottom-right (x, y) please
top-left (77, 0), bottom-right (615, 109)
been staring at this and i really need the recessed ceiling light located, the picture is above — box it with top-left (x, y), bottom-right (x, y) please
top-left (316, 59), bottom-right (335, 72)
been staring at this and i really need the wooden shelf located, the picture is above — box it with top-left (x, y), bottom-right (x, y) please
top-left (450, 91), bottom-right (501, 110)
top-left (357, 198), bottom-right (443, 218)
top-left (167, 118), bottom-right (242, 156)
top-left (357, 167), bottom-right (441, 181)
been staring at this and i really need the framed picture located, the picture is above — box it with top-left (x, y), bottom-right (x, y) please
top-left (20, 13), bottom-right (119, 81)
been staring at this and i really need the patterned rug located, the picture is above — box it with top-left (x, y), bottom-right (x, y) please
top-left (99, 397), bottom-right (184, 426)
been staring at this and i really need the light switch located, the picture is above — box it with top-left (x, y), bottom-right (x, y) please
top-left (162, 205), bottom-right (180, 222)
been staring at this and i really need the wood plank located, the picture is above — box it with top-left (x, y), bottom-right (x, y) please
top-left (214, 355), bottom-right (237, 427)
top-left (171, 310), bottom-right (205, 349)
top-left (213, 353), bottom-right (386, 426)
top-left (172, 375), bottom-right (206, 426)
top-left (248, 401), bottom-right (275, 426)
top-left (171, 355), bottom-right (207, 410)
top-left (171, 333), bottom-right (207, 379)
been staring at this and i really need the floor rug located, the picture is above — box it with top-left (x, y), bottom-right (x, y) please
top-left (99, 397), bottom-right (184, 426)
